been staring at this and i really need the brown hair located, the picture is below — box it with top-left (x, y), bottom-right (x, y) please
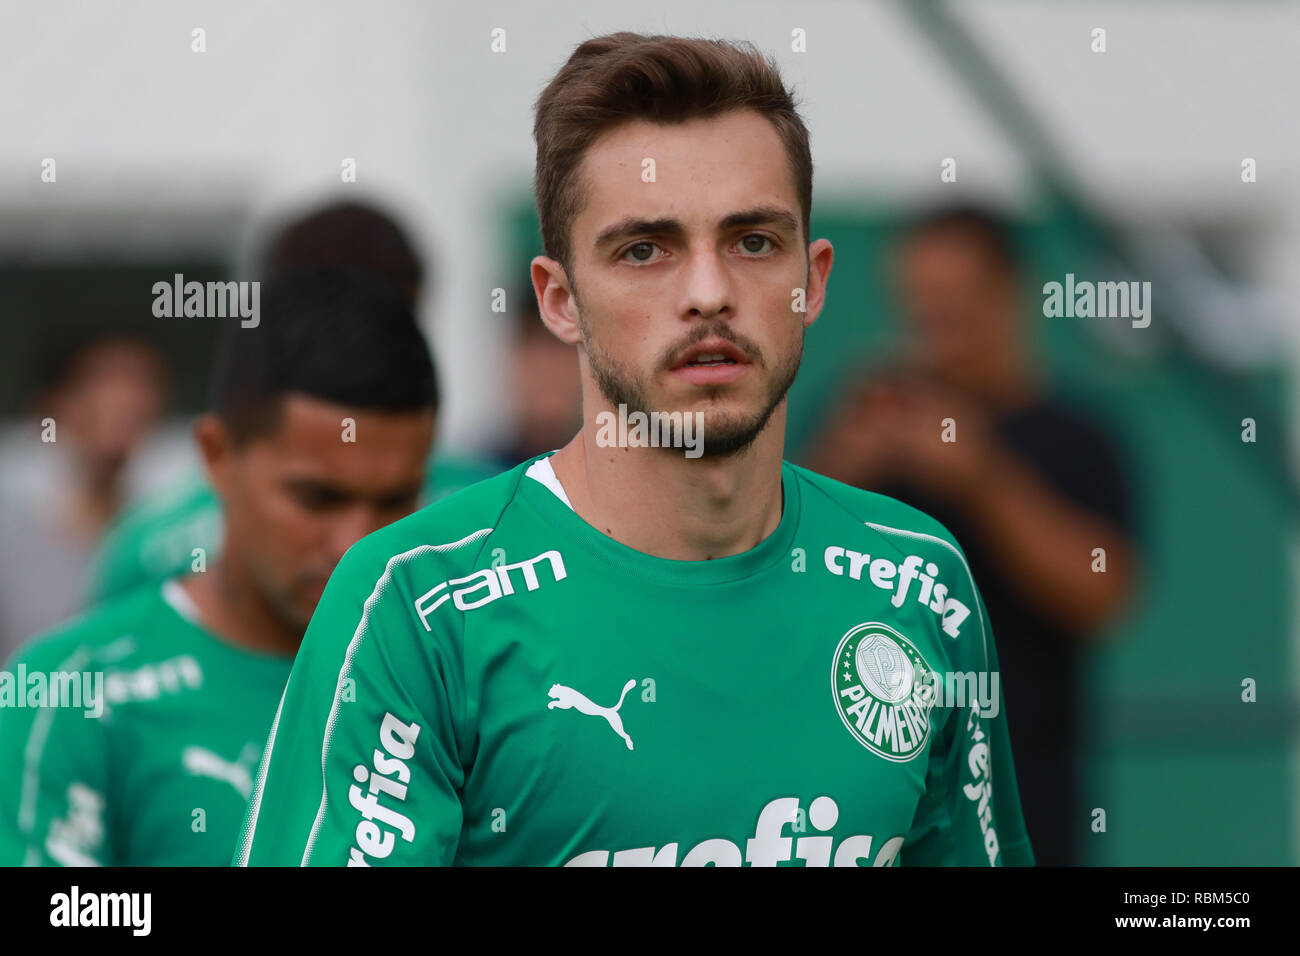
top-left (533, 32), bottom-right (813, 274)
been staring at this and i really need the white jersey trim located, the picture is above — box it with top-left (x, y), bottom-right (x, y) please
top-left (161, 578), bottom-right (201, 624)
top-left (525, 455), bottom-right (574, 511)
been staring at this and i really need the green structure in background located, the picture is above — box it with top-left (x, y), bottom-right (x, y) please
top-left (504, 195), bottom-right (1293, 865)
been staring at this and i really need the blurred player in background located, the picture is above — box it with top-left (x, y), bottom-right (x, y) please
top-left (804, 204), bottom-right (1138, 865)
top-left (238, 33), bottom-right (1032, 867)
top-left (87, 198), bottom-right (498, 605)
top-left (490, 282), bottom-right (583, 468)
top-left (0, 337), bottom-right (168, 662)
top-left (0, 269), bottom-right (438, 865)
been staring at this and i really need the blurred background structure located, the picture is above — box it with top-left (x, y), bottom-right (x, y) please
top-left (1, 0), bottom-right (1297, 864)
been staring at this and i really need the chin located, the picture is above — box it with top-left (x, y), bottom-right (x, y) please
top-left (688, 415), bottom-right (770, 458)
top-left (288, 605), bottom-right (317, 635)
top-left (667, 388), bottom-right (756, 419)
top-left (304, 588), bottom-right (327, 614)
top-left (290, 582), bottom-right (329, 625)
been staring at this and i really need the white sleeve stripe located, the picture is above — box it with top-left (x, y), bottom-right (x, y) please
top-left (863, 521), bottom-right (988, 670)
top-left (299, 528), bottom-right (493, 867)
top-left (232, 684), bottom-right (287, 867)
top-left (18, 647), bottom-right (91, 837)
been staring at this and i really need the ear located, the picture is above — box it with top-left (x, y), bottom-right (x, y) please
top-left (801, 238), bottom-right (835, 330)
top-left (193, 413), bottom-right (235, 501)
top-left (530, 256), bottom-right (584, 346)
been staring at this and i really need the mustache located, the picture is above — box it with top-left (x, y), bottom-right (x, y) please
top-left (661, 324), bottom-right (763, 369)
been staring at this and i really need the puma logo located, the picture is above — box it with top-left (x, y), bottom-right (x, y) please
top-left (548, 679), bottom-right (637, 750)
top-left (182, 743), bottom-right (259, 799)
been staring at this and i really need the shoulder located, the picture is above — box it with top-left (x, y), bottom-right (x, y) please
top-left (789, 463), bottom-right (967, 563)
top-left (328, 460), bottom-right (538, 601)
top-left (92, 476), bottom-right (221, 587)
top-left (4, 586), bottom-right (165, 671)
top-left (425, 451), bottom-right (509, 502)
top-left (290, 465), bottom-right (543, 689)
top-left (788, 463), bottom-right (986, 644)
top-left (107, 475), bottom-right (218, 535)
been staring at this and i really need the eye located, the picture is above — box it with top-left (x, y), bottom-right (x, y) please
top-left (288, 484), bottom-right (344, 512)
top-left (621, 240), bottom-right (663, 264)
top-left (293, 490), bottom-right (327, 511)
top-left (377, 492), bottom-right (420, 513)
top-left (737, 234), bottom-right (774, 256)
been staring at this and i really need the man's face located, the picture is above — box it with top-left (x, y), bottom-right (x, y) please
top-left (206, 395), bottom-right (435, 633)
top-left (897, 232), bottom-right (1018, 377)
top-left (52, 342), bottom-right (166, 477)
top-left (561, 108), bottom-right (829, 458)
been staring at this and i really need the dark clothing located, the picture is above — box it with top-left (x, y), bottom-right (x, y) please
top-left (875, 396), bottom-right (1133, 866)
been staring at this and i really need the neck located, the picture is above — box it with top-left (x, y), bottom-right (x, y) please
top-left (180, 554), bottom-right (301, 657)
top-left (549, 403), bottom-right (787, 562)
top-left (63, 464), bottom-right (122, 543)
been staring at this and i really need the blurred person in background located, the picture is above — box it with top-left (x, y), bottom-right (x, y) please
top-left (804, 203), bottom-right (1139, 866)
top-left (490, 281), bottom-right (583, 468)
top-left (0, 268), bottom-right (439, 865)
top-left (88, 198), bottom-right (499, 603)
top-left (0, 337), bottom-right (167, 661)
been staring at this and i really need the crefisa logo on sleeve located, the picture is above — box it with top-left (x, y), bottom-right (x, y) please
top-left (832, 622), bottom-right (936, 762)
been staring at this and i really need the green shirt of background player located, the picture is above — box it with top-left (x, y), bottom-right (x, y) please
top-left (0, 269), bottom-right (439, 865)
top-left (237, 34), bottom-right (1034, 867)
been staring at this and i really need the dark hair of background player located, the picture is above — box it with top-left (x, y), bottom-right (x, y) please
top-left (209, 267), bottom-right (439, 446)
top-left (264, 200), bottom-right (426, 306)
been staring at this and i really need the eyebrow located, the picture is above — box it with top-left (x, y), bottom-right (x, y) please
top-left (282, 477), bottom-right (423, 504)
top-left (592, 205), bottom-right (800, 249)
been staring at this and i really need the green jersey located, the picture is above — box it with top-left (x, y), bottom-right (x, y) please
top-left (88, 452), bottom-right (504, 603)
top-left (236, 454), bottom-right (1033, 867)
top-left (89, 476), bottom-right (222, 603)
top-left (0, 581), bottom-right (292, 866)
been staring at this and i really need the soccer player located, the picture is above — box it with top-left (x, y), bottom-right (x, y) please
top-left (0, 269), bottom-right (438, 865)
top-left (86, 199), bottom-right (499, 605)
top-left (236, 33), bottom-right (1034, 867)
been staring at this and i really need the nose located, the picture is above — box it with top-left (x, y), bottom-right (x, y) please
top-left (678, 245), bottom-right (733, 322)
top-left (326, 506), bottom-right (383, 563)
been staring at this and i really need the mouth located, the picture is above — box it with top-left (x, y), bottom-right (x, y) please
top-left (674, 339), bottom-right (747, 368)
top-left (671, 340), bottom-right (750, 386)
top-left (298, 573), bottom-right (332, 599)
